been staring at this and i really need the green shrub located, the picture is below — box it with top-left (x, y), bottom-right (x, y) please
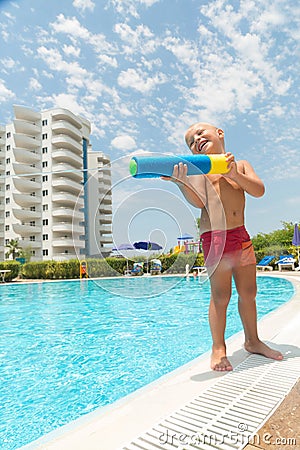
top-left (0, 261), bottom-right (21, 281)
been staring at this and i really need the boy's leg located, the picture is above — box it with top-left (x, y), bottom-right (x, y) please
top-left (208, 260), bottom-right (233, 371)
top-left (233, 263), bottom-right (283, 360)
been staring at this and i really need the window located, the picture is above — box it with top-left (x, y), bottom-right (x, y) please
top-left (6, 132), bottom-right (11, 138)
top-left (42, 133), bottom-right (47, 140)
top-left (29, 236), bottom-right (36, 241)
top-left (30, 178), bottom-right (35, 182)
top-left (42, 190), bottom-right (48, 196)
top-left (6, 158), bottom-right (10, 164)
top-left (29, 221), bottom-right (36, 226)
top-left (42, 147), bottom-right (48, 154)
top-left (5, 225), bottom-right (9, 231)
top-left (30, 206), bottom-right (36, 211)
top-left (42, 119), bottom-right (48, 126)
top-left (43, 234), bottom-right (48, 241)
top-left (5, 184), bottom-right (10, 190)
top-left (6, 171), bottom-right (10, 176)
top-left (43, 249), bottom-right (49, 256)
top-left (42, 204), bottom-right (48, 211)
top-left (42, 219), bottom-right (48, 225)
top-left (42, 175), bottom-right (48, 182)
top-left (30, 250), bottom-right (36, 256)
top-left (6, 145), bottom-right (10, 151)
top-left (5, 198), bottom-right (10, 204)
top-left (5, 239), bottom-right (9, 246)
top-left (5, 211), bottom-right (10, 217)
top-left (42, 161), bottom-right (48, 168)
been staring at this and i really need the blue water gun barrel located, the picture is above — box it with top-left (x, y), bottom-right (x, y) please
top-left (129, 154), bottom-right (229, 178)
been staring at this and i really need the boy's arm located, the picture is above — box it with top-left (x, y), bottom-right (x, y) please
top-left (225, 153), bottom-right (265, 198)
top-left (162, 162), bottom-right (206, 208)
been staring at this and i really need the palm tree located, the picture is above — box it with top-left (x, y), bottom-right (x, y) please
top-left (5, 239), bottom-right (21, 260)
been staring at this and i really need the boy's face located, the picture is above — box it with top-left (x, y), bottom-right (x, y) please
top-left (185, 122), bottom-right (225, 155)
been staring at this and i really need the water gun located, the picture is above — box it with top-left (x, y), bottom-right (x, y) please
top-left (129, 154), bottom-right (229, 178)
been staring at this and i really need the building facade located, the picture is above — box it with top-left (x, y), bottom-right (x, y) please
top-left (0, 105), bottom-right (112, 261)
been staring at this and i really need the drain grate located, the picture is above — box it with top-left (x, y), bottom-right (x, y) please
top-left (120, 353), bottom-right (300, 450)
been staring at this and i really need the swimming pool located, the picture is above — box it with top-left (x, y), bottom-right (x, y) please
top-left (0, 275), bottom-right (294, 449)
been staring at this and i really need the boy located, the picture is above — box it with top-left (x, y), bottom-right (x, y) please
top-left (164, 122), bottom-right (283, 371)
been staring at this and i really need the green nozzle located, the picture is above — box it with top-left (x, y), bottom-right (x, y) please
top-left (129, 158), bottom-right (137, 176)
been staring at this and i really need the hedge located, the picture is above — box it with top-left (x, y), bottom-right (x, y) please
top-left (0, 261), bottom-right (21, 281)
top-left (18, 252), bottom-right (205, 280)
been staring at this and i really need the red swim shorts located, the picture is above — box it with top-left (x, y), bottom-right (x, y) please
top-left (200, 225), bottom-right (256, 267)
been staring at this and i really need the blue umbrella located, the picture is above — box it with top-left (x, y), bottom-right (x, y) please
top-left (112, 243), bottom-right (135, 273)
top-left (112, 243), bottom-right (135, 251)
top-left (133, 241), bottom-right (163, 274)
top-left (133, 241), bottom-right (162, 251)
top-left (292, 223), bottom-right (300, 264)
top-left (177, 233), bottom-right (194, 240)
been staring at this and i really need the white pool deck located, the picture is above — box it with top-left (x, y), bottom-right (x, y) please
top-left (21, 273), bottom-right (300, 450)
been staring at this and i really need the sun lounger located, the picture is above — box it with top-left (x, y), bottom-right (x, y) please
top-left (256, 255), bottom-right (275, 271)
top-left (275, 255), bottom-right (296, 271)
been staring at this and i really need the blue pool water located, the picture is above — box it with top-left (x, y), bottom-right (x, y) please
top-left (0, 275), bottom-right (294, 449)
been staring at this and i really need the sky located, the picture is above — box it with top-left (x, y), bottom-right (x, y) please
top-left (0, 0), bottom-right (299, 254)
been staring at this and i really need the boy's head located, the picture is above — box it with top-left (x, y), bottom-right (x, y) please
top-left (185, 122), bottom-right (225, 155)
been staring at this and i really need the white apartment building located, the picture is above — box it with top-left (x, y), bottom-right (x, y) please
top-left (0, 105), bottom-right (113, 261)
top-left (87, 151), bottom-right (113, 258)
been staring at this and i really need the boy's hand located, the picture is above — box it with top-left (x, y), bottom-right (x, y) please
top-left (161, 162), bottom-right (189, 185)
top-left (224, 152), bottom-right (238, 179)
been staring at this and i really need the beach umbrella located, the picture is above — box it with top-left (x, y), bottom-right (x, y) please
top-left (133, 241), bottom-right (163, 274)
top-left (177, 233), bottom-right (194, 240)
top-left (292, 223), bottom-right (300, 264)
top-left (112, 243), bottom-right (135, 272)
top-left (133, 241), bottom-right (162, 251)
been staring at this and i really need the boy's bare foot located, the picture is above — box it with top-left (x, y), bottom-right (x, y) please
top-left (244, 340), bottom-right (283, 360)
top-left (211, 348), bottom-right (233, 371)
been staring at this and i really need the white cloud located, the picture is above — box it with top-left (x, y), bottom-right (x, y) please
top-left (73, 0), bottom-right (95, 13)
top-left (50, 14), bottom-right (116, 54)
top-left (0, 79), bottom-right (15, 102)
top-left (29, 77), bottom-right (41, 91)
top-left (114, 23), bottom-right (157, 54)
top-left (111, 135), bottom-right (137, 151)
top-left (62, 44), bottom-right (81, 58)
top-left (109, 0), bottom-right (159, 18)
top-left (118, 67), bottom-right (167, 93)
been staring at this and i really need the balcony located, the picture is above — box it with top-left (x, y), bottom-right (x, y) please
top-left (51, 108), bottom-right (83, 129)
top-left (52, 120), bottom-right (82, 141)
top-left (52, 237), bottom-right (85, 248)
top-left (52, 162), bottom-right (83, 182)
top-left (52, 207), bottom-right (83, 220)
top-left (99, 204), bottom-right (112, 215)
top-left (99, 216), bottom-right (112, 225)
top-left (20, 239), bottom-right (41, 249)
top-left (99, 224), bottom-right (112, 234)
top-left (52, 222), bottom-right (83, 234)
top-left (13, 147), bottom-right (40, 164)
top-left (99, 193), bottom-right (112, 205)
top-left (13, 208), bottom-right (41, 220)
top-left (52, 134), bottom-right (82, 154)
top-left (14, 133), bottom-right (41, 149)
top-left (13, 119), bottom-right (41, 136)
top-left (13, 193), bottom-right (41, 207)
top-left (99, 235), bottom-right (113, 244)
top-left (52, 177), bottom-right (83, 195)
top-left (13, 223), bottom-right (41, 235)
top-left (52, 148), bottom-right (82, 168)
top-left (52, 191), bottom-right (84, 207)
top-left (13, 177), bottom-right (41, 193)
top-left (13, 162), bottom-right (40, 175)
top-left (14, 105), bottom-right (41, 122)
